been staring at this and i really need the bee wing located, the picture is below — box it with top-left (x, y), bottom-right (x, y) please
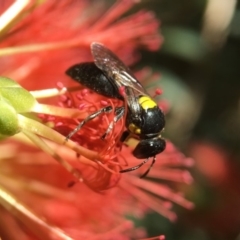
top-left (91, 42), bottom-right (147, 96)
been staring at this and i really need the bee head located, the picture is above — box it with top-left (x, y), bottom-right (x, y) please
top-left (133, 137), bottom-right (166, 159)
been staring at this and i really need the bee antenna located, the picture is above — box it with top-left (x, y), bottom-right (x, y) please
top-left (140, 156), bottom-right (156, 178)
top-left (120, 158), bottom-right (149, 173)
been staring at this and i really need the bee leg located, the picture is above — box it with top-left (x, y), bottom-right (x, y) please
top-left (119, 158), bottom-right (150, 173)
top-left (120, 130), bottom-right (130, 142)
top-left (66, 106), bottom-right (113, 140)
top-left (101, 106), bottom-right (125, 139)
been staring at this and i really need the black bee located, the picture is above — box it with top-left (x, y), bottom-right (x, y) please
top-left (66, 42), bottom-right (166, 177)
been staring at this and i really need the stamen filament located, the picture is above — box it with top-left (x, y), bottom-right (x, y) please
top-left (0, 185), bottom-right (74, 240)
top-left (0, 0), bottom-right (30, 34)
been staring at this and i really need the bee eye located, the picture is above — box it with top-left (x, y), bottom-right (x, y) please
top-left (133, 138), bottom-right (166, 159)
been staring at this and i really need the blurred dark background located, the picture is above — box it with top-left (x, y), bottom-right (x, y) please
top-left (124, 0), bottom-right (240, 239)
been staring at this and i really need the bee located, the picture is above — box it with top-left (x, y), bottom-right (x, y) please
top-left (65, 42), bottom-right (166, 177)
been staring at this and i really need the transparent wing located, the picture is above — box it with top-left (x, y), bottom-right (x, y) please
top-left (91, 42), bottom-right (147, 96)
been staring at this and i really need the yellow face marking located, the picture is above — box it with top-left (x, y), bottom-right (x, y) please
top-left (128, 123), bottom-right (141, 135)
top-left (135, 128), bottom-right (141, 134)
top-left (139, 96), bottom-right (157, 110)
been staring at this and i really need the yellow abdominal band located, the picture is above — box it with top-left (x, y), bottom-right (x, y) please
top-left (139, 96), bottom-right (157, 109)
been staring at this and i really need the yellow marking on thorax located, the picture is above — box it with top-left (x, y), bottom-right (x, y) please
top-left (128, 123), bottom-right (141, 135)
top-left (139, 96), bottom-right (157, 110)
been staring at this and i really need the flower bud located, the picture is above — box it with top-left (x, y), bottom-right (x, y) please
top-left (0, 76), bottom-right (37, 112)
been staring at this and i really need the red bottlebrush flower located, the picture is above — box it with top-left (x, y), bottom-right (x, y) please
top-left (0, 0), bottom-right (163, 90)
top-left (0, 0), bottom-right (193, 239)
top-left (41, 77), bottom-right (194, 220)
